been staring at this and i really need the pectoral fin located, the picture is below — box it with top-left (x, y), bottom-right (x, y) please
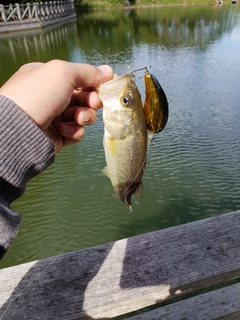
top-left (147, 130), bottom-right (154, 148)
top-left (102, 167), bottom-right (110, 179)
top-left (133, 182), bottom-right (143, 204)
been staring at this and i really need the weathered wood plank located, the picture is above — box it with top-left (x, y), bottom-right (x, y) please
top-left (126, 282), bottom-right (240, 320)
top-left (1, 210), bottom-right (240, 319)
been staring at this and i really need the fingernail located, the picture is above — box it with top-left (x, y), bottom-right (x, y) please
top-left (97, 65), bottom-right (113, 75)
top-left (83, 111), bottom-right (91, 123)
top-left (63, 123), bottom-right (74, 134)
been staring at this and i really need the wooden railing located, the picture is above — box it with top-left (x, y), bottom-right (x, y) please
top-left (1, 210), bottom-right (240, 319)
top-left (0, 0), bottom-right (75, 24)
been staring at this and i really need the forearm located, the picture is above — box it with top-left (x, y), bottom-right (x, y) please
top-left (0, 95), bottom-right (55, 259)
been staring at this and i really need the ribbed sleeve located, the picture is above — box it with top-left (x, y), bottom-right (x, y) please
top-left (0, 95), bottom-right (55, 259)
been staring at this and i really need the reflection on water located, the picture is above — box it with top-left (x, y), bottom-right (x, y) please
top-left (0, 19), bottom-right (78, 83)
top-left (1, 5), bottom-right (240, 268)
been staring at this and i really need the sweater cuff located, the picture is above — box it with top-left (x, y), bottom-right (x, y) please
top-left (0, 95), bottom-right (55, 204)
top-left (0, 204), bottom-right (21, 260)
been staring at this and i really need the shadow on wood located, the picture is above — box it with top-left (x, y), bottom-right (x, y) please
top-left (0, 243), bottom-right (114, 319)
top-left (1, 210), bottom-right (240, 319)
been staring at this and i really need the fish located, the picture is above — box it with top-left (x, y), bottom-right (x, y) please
top-left (97, 72), bottom-right (153, 212)
top-left (143, 70), bottom-right (169, 133)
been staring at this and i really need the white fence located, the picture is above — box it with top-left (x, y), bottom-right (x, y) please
top-left (0, 0), bottom-right (75, 24)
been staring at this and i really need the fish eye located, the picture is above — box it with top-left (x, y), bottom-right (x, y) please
top-left (122, 95), bottom-right (132, 107)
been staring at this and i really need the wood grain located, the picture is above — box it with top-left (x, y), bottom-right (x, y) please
top-left (126, 282), bottom-right (240, 320)
top-left (1, 210), bottom-right (240, 319)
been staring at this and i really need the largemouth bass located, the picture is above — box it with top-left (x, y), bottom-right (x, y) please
top-left (97, 73), bottom-right (153, 212)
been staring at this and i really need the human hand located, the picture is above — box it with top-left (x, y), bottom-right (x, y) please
top-left (0, 60), bottom-right (113, 154)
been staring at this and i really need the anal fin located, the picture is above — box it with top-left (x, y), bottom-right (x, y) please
top-left (133, 182), bottom-right (143, 204)
top-left (101, 167), bottom-right (110, 179)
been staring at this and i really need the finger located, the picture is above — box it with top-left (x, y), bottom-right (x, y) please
top-left (74, 107), bottom-right (97, 126)
top-left (56, 122), bottom-right (85, 142)
top-left (62, 136), bottom-right (81, 148)
top-left (71, 63), bottom-right (113, 88)
top-left (61, 107), bottom-right (97, 125)
top-left (69, 90), bottom-right (102, 110)
top-left (45, 60), bottom-right (113, 89)
top-left (18, 62), bottom-right (44, 73)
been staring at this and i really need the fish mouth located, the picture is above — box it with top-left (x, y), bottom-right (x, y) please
top-left (98, 86), bottom-right (119, 102)
top-left (97, 73), bottom-right (132, 99)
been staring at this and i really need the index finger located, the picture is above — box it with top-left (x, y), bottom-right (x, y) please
top-left (45, 60), bottom-right (113, 89)
top-left (72, 64), bottom-right (114, 88)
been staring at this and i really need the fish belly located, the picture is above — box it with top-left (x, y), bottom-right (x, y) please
top-left (103, 127), bottom-right (147, 209)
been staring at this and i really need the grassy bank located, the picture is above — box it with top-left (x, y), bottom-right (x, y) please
top-left (76, 0), bottom-right (215, 9)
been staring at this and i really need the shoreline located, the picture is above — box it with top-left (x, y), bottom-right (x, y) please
top-left (0, 0), bottom-right (236, 34)
top-left (75, 0), bottom-right (234, 10)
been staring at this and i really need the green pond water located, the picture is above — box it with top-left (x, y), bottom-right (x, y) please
top-left (0, 4), bottom-right (240, 269)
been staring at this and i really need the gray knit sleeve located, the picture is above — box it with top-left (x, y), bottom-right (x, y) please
top-left (0, 95), bottom-right (55, 259)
